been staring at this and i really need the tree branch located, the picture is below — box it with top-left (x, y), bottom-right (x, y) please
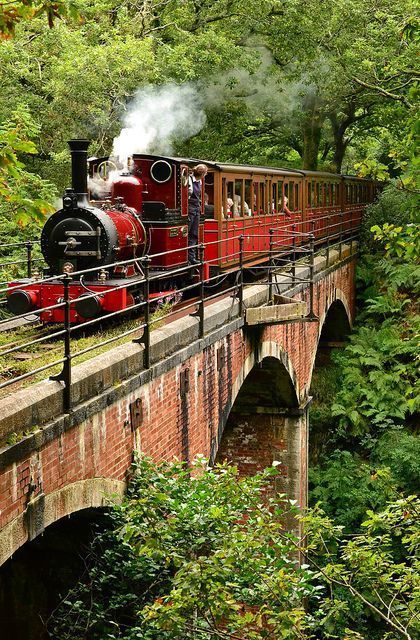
top-left (352, 77), bottom-right (413, 108)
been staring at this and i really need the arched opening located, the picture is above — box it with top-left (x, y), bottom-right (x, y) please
top-left (316, 299), bottom-right (351, 366)
top-left (216, 356), bottom-right (306, 512)
top-left (310, 299), bottom-right (352, 464)
top-left (0, 508), bottom-right (109, 640)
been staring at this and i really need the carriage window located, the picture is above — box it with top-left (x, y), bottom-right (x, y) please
top-left (226, 181), bottom-right (234, 216)
top-left (259, 182), bottom-right (265, 214)
top-left (295, 183), bottom-right (299, 210)
top-left (253, 182), bottom-right (259, 213)
top-left (288, 182), bottom-right (294, 210)
top-left (277, 181), bottom-right (284, 210)
top-left (309, 182), bottom-right (313, 207)
top-left (307, 182), bottom-right (312, 208)
top-left (234, 179), bottom-right (243, 217)
top-left (325, 183), bottom-right (330, 206)
top-left (272, 182), bottom-right (278, 213)
top-left (284, 182), bottom-right (289, 209)
top-left (331, 183), bottom-right (335, 206)
top-left (244, 180), bottom-right (252, 216)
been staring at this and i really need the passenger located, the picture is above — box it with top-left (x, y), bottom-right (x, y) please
top-left (226, 197), bottom-right (234, 218)
top-left (188, 163), bottom-right (207, 264)
top-left (280, 195), bottom-right (292, 218)
top-left (204, 192), bottom-right (214, 218)
top-left (233, 194), bottom-right (241, 217)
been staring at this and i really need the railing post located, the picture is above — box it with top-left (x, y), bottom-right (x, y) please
top-left (238, 235), bottom-right (244, 318)
top-left (310, 219), bottom-right (315, 240)
top-left (142, 256), bottom-right (151, 369)
top-left (268, 228), bottom-right (274, 302)
top-left (289, 224), bottom-right (296, 288)
top-left (339, 212), bottom-right (344, 259)
top-left (308, 234), bottom-right (315, 319)
top-left (51, 274), bottom-right (72, 412)
top-left (25, 241), bottom-right (32, 278)
top-left (198, 243), bottom-right (205, 338)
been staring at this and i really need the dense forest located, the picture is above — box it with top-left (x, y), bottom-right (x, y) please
top-left (0, 0), bottom-right (419, 638)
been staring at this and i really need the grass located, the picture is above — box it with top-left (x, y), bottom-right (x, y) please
top-left (0, 301), bottom-right (178, 399)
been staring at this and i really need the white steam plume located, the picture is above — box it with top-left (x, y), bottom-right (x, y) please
top-left (112, 83), bottom-right (206, 164)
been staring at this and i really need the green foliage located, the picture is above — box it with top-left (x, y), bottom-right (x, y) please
top-left (360, 183), bottom-right (418, 250)
top-left (309, 451), bottom-right (398, 532)
top-left (305, 496), bottom-right (420, 640)
top-left (331, 321), bottom-right (419, 437)
top-left (49, 457), bottom-right (420, 640)
top-left (329, 221), bottom-right (420, 440)
top-left (49, 457), bottom-right (314, 639)
top-left (0, 105), bottom-right (55, 227)
top-left (371, 223), bottom-right (420, 263)
top-left (373, 430), bottom-right (420, 495)
top-left (0, 0), bottom-right (79, 39)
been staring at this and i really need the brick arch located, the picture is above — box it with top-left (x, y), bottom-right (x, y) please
top-left (229, 340), bottom-right (300, 417)
top-left (307, 288), bottom-right (353, 393)
top-left (216, 346), bottom-right (302, 479)
top-left (0, 477), bottom-right (125, 566)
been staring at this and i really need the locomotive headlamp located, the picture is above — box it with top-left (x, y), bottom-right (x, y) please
top-left (62, 188), bottom-right (77, 210)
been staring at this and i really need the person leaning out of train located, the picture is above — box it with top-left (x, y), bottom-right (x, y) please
top-left (188, 163), bottom-right (208, 264)
top-left (280, 195), bottom-right (292, 218)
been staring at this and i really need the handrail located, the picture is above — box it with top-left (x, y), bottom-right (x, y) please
top-left (0, 220), bottom-right (361, 410)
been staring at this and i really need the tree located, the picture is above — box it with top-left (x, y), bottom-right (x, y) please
top-left (0, 0), bottom-right (78, 38)
top-left (48, 457), bottom-right (314, 639)
top-left (305, 497), bottom-right (420, 640)
top-left (49, 457), bottom-right (420, 640)
top-left (0, 105), bottom-right (55, 227)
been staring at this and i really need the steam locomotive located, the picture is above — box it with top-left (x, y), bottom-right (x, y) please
top-left (6, 139), bottom-right (377, 324)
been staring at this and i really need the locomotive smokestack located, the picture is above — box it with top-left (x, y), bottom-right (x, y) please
top-left (68, 139), bottom-right (89, 201)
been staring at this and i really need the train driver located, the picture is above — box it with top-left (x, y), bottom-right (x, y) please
top-left (188, 164), bottom-right (208, 264)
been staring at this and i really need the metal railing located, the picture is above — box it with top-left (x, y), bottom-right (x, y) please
top-left (0, 216), bottom-right (361, 413)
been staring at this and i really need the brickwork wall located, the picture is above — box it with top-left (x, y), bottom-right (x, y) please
top-left (0, 260), bottom-right (355, 564)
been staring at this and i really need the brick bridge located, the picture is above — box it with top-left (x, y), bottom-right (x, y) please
top-left (0, 245), bottom-right (355, 567)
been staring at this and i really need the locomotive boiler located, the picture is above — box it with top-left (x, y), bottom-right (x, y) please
top-left (7, 140), bottom-right (190, 323)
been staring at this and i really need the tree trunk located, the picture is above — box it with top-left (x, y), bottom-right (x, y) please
top-left (301, 98), bottom-right (324, 170)
top-left (332, 137), bottom-right (349, 173)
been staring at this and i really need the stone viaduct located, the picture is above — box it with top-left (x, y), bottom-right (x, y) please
top-left (0, 244), bottom-right (355, 569)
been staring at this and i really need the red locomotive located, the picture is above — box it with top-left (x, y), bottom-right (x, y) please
top-left (6, 139), bottom-right (378, 324)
